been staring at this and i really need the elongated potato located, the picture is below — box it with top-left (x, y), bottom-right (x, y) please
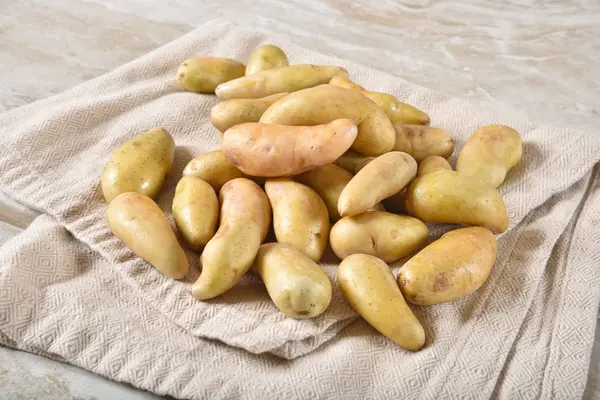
top-left (398, 227), bottom-right (497, 305)
top-left (172, 176), bottom-right (219, 250)
top-left (338, 254), bottom-right (425, 351)
top-left (330, 211), bottom-right (429, 262)
top-left (210, 93), bottom-right (288, 133)
top-left (177, 57), bottom-right (245, 93)
top-left (222, 119), bottom-right (357, 177)
top-left (106, 192), bottom-right (188, 279)
top-left (456, 125), bottom-right (523, 188)
top-left (192, 178), bottom-right (271, 300)
top-left (393, 124), bottom-right (455, 162)
top-left (295, 164), bottom-right (353, 221)
top-left (260, 84), bottom-right (395, 156)
top-left (404, 170), bottom-right (508, 233)
top-left (215, 65), bottom-right (347, 100)
top-left (183, 150), bottom-right (263, 191)
top-left (329, 75), bottom-right (430, 125)
top-left (265, 179), bottom-right (329, 261)
top-left (101, 128), bottom-right (175, 203)
top-left (338, 152), bottom-right (417, 217)
top-left (245, 45), bottom-right (289, 75)
top-left (253, 243), bottom-right (332, 319)
top-left (334, 150), bottom-right (375, 174)
top-left (417, 155), bottom-right (452, 177)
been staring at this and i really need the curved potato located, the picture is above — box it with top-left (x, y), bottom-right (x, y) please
top-left (393, 125), bottom-right (455, 162)
top-left (101, 128), bottom-right (175, 203)
top-left (338, 151), bottom-right (417, 217)
top-left (172, 176), bottom-right (219, 250)
top-left (417, 155), bottom-right (452, 177)
top-left (397, 227), bottom-right (497, 305)
top-left (106, 192), bottom-right (188, 279)
top-left (192, 178), bottom-right (271, 300)
top-left (215, 64), bottom-right (347, 100)
top-left (334, 150), bottom-right (375, 174)
top-left (245, 45), bottom-right (289, 75)
top-left (265, 179), bottom-right (329, 261)
top-left (295, 164), bottom-right (353, 221)
top-left (210, 93), bottom-right (288, 133)
top-left (260, 84), bottom-right (395, 156)
top-left (456, 125), bottom-right (523, 188)
top-left (177, 57), bottom-right (245, 93)
top-left (338, 254), bottom-right (425, 351)
top-left (404, 170), bottom-right (508, 233)
top-left (222, 119), bottom-right (357, 177)
top-left (183, 150), bottom-right (263, 191)
top-left (253, 243), bottom-right (332, 319)
top-left (330, 211), bottom-right (429, 262)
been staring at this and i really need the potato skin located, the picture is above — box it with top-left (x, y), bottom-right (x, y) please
top-left (245, 45), bottom-right (289, 75)
top-left (393, 125), bottom-right (455, 162)
top-left (172, 176), bottom-right (219, 250)
top-left (222, 119), bottom-right (358, 177)
top-left (334, 150), bottom-right (375, 174)
top-left (338, 151), bottom-right (417, 217)
top-left (397, 227), bottom-right (497, 305)
top-left (210, 93), bottom-right (288, 133)
top-left (106, 192), bottom-right (188, 279)
top-left (330, 211), bottom-right (428, 262)
top-left (177, 57), bottom-right (245, 93)
top-left (216, 64), bottom-right (347, 100)
top-left (295, 164), bottom-right (353, 221)
top-left (260, 84), bottom-right (395, 156)
top-left (265, 179), bottom-right (329, 262)
top-left (417, 155), bottom-right (452, 177)
top-left (101, 128), bottom-right (175, 204)
top-left (338, 254), bottom-right (425, 351)
top-left (253, 243), bottom-right (332, 319)
top-left (404, 170), bottom-right (508, 233)
top-left (456, 125), bottom-right (523, 188)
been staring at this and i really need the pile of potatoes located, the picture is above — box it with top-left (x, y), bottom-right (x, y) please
top-left (102, 45), bottom-right (523, 352)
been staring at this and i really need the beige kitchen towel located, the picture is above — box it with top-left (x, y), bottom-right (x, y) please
top-left (1, 18), bottom-right (600, 399)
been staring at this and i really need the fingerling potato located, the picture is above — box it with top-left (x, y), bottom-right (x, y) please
top-left (417, 155), bottom-right (452, 176)
top-left (295, 164), bottom-right (352, 221)
top-left (245, 45), bottom-right (289, 75)
top-left (334, 150), bottom-right (375, 174)
top-left (210, 93), bottom-right (288, 133)
top-left (393, 124), bottom-right (455, 162)
top-left (177, 57), bottom-right (245, 93)
top-left (183, 150), bottom-right (262, 191)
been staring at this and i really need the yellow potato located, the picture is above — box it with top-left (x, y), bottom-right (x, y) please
top-left (329, 75), bottom-right (430, 125)
top-left (106, 192), bottom-right (188, 279)
top-left (456, 125), bottom-right (523, 188)
top-left (172, 176), bottom-right (219, 250)
top-left (210, 93), bottom-right (288, 133)
top-left (222, 119), bottom-right (358, 177)
top-left (417, 155), bottom-right (452, 177)
top-left (177, 57), bottom-right (245, 93)
top-left (330, 211), bottom-right (429, 262)
top-left (192, 178), bottom-right (271, 300)
top-left (215, 64), bottom-right (347, 100)
top-left (253, 243), bottom-right (332, 319)
top-left (265, 179), bottom-right (329, 261)
top-left (397, 227), bottom-right (497, 305)
top-left (338, 151), bottom-right (417, 217)
top-left (404, 170), bottom-right (508, 233)
top-left (338, 254), bottom-right (425, 351)
top-left (260, 84), bottom-right (395, 156)
top-left (101, 128), bottom-right (175, 203)
top-left (393, 124), bottom-right (455, 162)
top-left (245, 45), bottom-right (289, 75)
top-left (334, 150), bottom-right (375, 174)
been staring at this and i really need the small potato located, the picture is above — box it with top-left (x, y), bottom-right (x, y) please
top-left (172, 176), bottom-right (219, 250)
top-left (216, 65), bottom-right (347, 100)
top-left (265, 179), bottom-right (329, 261)
top-left (222, 119), bottom-right (358, 177)
top-left (295, 164), bottom-right (353, 221)
top-left (404, 170), bottom-right (508, 233)
top-left (245, 45), bottom-right (289, 75)
top-left (456, 125), bottom-right (523, 188)
top-left (192, 178), bottom-right (271, 300)
top-left (330, 211), bottom-right (429, 262)
top-left (393, 124), bottom-right (455, 162)
top-left (334, 150), bottom-right (375, 174)
top-left (397, 227), bottom-right (497, 305)
top-left (253, 243), bottom-right (332, 319)
top-left (338, 254), bottom-right (425, 351)
top-left (338, 151), bottom-right (417, 217)
top-left (417, 155), bottom-right (452, 177)
top-left (106, 192), bottom-right (188, 279)
top-left (210, 93), bottom-right (288, 133)
top-left (260, 84), bottom-right (395, 156)
top-left (177, 57), bottom-right (245, 93)
top-left (101, 128), bottom-right (175, 203)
